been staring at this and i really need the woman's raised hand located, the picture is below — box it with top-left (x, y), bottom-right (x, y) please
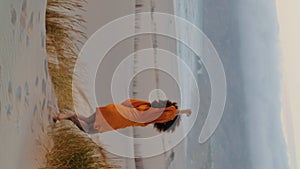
top-left (176, 109), bottom-right (192, 116)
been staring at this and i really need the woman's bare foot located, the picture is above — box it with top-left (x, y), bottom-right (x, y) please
top-left (54, 112), bottom-right (86, 132)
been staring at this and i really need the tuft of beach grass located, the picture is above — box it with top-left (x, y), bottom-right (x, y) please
top-left (46, 0), bottom-right (87, 112)
top-left (40, 120), bottom-right (117, 169)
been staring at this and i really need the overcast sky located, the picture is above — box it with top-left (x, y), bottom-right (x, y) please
top-left (276, 0), bottom-right (300, 168)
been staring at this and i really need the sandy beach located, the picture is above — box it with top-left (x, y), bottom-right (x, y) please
top-left (0, 0), bottom-right (57, 168)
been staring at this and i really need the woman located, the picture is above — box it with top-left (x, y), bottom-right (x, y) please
top-left (55, 99), bottom-right (191, 133)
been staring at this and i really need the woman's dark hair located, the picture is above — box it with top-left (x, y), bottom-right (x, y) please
top-left (151, 100), bottom-right (181, 133)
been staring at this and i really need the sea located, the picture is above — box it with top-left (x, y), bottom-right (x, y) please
top-left (175, 0), bottom-right (290, 169)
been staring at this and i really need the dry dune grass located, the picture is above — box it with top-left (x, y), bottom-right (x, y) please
top-left (44, 0), bottom-right (117, 168)
top-left (41, 120), bottom-right (116, 169)
top-left (46, 0), bottom-right (86, 111)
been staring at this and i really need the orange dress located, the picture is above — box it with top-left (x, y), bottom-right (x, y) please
top-left (93, 99), bottom-right (177, 132)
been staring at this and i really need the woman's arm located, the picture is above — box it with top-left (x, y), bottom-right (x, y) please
top-left (121, 99), bottom-right (150, 108)
top-left (175, 109), bottom-right (192, 116)
top-left (121, 106), bottom-right (174, 124)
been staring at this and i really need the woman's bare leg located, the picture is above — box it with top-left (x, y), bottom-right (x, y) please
top-left (55, 112), bottom-right (99, 133)
top-left (77, 113), bottom-right (100, 134)
top-left (77, 113), bottom-right (96, 124)
top-left (78, 119), bottom-right (89, 132)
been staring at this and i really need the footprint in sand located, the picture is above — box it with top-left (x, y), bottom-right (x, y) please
top-left (15, 86), bottom-right (22, 101)
top-left (28, 12), bottom-right (33, 32)
top-left (42, 78), bottom-right (46, 95)
top-left (24, 81), bottom-right (30, 106)
top-left (15, 86), bottom-right (22, 117)
top-left (24, 81), bottom-right (29, 96)
top-left (42, 98), bottom-right (46, 111)
top-left (6, 104), bottom-right (12, 120)
top-left (8, 80), bottom-right (13, 100)
top-left (26, 35), bottom-right (29, 47)
top-left (10, 5), bottom-right (17, 36)
top-left (35, 76), bottom-right (39, 86)
top-left (33, 104), bottom-right (37, 116)
top-left (31, 105), bottom-right (38, 133)
top-left (21, 0), bottom-right (27, 14)
top-left (24, 95), bottom-right (29, 106)
top-left (20, 0), bottom-right (27, 40)
top-left (26, 12), bottom-right (34, 47)
top-left (10, 6), bottom-right (17, 26)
